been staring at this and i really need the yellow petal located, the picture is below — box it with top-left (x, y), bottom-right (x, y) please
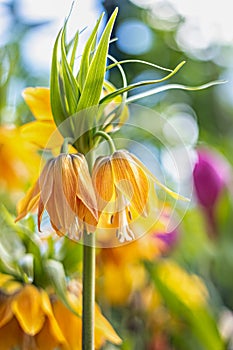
top-left (38, 159), bottom-right (56, 230)
top-left (0, 294), bottom-right (13, 328)
top-left (52, 297), bottom-right (82, 350)
top-left (130, 153), bottom-right (190, 202)
top-left (98, 262), bottom-right (132, 304)
top-left (15, 182), bottom-right (40, 222)
top-left (153, 176), bottom-right (190, 201)
top-left (0, 317), bottom-right (23, 350)
top-left (11, 285), bottom-right (45, 335)
top-left (95, 304), bottom-right (122, 347)
top-left (35, 318), bottom-right (63, 350)
top-left (20, 121), bottom-right (63, 149)
top-left (0, 277), bottom-right (22, 295)
top-left (22, 87), bottom-right (53, 121)
top-left (40, 291), bottom-right (67, 345)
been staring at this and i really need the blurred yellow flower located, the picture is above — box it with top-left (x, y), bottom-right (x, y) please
top-left (0, 282), bottom-right (67, 350)
top-left (96, 234), bottom-right (162, 305)
top-left (16, 153), bottom-right (98, 239)
top-left (0, 276), bottom-right (121, 350)
top-left (20, 87), bottom-right (63, 150)
top-left (157, 260), bottom-right (208, 308)
top-left (52, 281), bottom-right (122, 349)
top-left (0, 125), bottom-right (41, 190)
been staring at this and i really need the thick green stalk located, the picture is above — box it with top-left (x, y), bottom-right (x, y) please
top-left (82, 231), bottom-right (95, 350)
top-left (82, 151), bottom-right (95, 350)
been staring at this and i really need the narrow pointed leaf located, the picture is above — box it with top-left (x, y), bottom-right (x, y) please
top-left (77, 13), bottom-right (104, 90)
top-left (126, 80), bottom-right (227, 103)
top-left (60, 25), bottom-right (80, 115)
top-left (77, 8), bottom-right (118, 111)
top-left (100, 55), bottom-right (128, 131)
top-left (106, 59), bottom-right (173, 72)
top-left (50, 29), bottom-right (68, 126)
top-left (100, 61), bottom-right (186, 104)
top-left (70, 31), bottom-right (79, 71)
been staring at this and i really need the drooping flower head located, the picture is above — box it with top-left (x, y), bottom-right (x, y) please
top-left (92, 150), bottom-right (150, 243)
top-left (16, 153), bottom-right (98, 240)
top-left (93, 150), bottom-right (184, 243)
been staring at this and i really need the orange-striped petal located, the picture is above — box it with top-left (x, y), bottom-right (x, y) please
top-left (72, 154), bottom-right (98, 220)
top-left (92, 156), bottom-right (114, 210)
top-left (112, 151), bottom-right (149, 216)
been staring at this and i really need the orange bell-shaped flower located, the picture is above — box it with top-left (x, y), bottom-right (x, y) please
top-left (16, 153), bottom-right (98, 240)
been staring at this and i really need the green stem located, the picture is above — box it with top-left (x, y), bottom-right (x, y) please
top-left (94, 130), bottom-right (116, 153)
top-left (82, 231), bottom-right (95, 350)
top-left (60, 137), bottom-right (74, 153)
top-left (82, 150), bottom-right (95, 350)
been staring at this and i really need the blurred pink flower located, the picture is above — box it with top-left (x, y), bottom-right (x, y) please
top-left (193, 148), bottom-right (232, 238)
top-left (193, 148), bottom-right (230, 208)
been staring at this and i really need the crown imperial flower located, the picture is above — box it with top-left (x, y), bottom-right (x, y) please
top-left (92, 150), bottom-right (151, 243)
top-left (16, 153), bottom-right (98, 240)
top-left (93, 149), bottom-right (185, 243)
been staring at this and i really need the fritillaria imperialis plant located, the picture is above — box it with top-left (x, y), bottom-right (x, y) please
top-left (14, 6), bottom-right (224, 350)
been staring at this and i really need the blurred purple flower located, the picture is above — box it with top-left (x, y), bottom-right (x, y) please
top-left (156, 229), bottom-right (178, 247)
top-left (193, 148), bottom-right (230, 209)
